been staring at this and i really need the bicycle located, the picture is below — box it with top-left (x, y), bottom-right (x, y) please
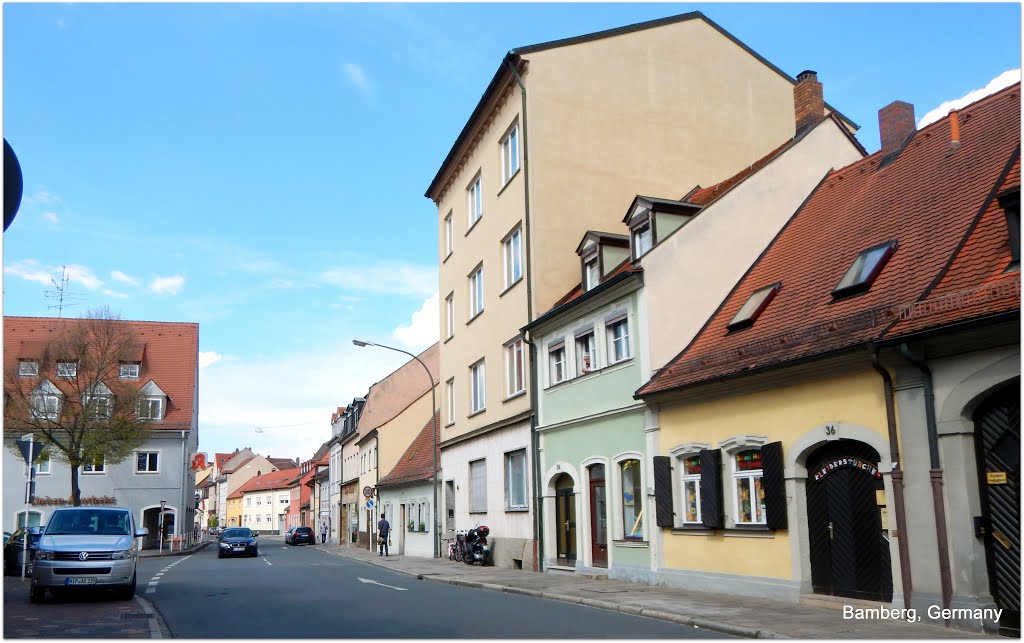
top-left (444, 532), bottom-right (465, 562)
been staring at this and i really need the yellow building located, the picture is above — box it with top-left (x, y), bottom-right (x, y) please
top-left (226, 495), bottom-right (243, 528)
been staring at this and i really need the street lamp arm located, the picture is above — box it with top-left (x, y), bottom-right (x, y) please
top-left (352, 340), bottom-right (436, 389)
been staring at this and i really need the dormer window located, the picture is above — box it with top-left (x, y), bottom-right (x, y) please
top-left (832, 241), bottom-right (897, 298)
top-left (632, 221), bottom-right (653, 259)
top-left (18, 361), bottom-right (38, 377)
top-left (137, 380), bottom-right (167, 421)
top-left (728, 283), bottom-right (782, 331)
top-left (57, 361), bottom-right (78, 378)
top-left (119, 362), bottom-right (140, 379)
top-left (584, 257), bottom-right (599, 292)
top-left (85, 382), bottom-right (113, 419)
top-left (30, 380), bottom-right (62, 421)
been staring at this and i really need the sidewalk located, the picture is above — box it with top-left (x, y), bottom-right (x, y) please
top-left (138, 539), bottom-right (211, 558)
top-left (311, 542), bottom-right (992, 639)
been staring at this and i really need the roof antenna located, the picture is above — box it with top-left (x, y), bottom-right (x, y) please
top-left (44, 265), bottom-right (86, 317)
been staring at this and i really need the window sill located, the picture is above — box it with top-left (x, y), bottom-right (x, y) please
top-left (465, 217), bottom-right (482, 237)
top-left (503, 390), bottom-right (527, 404)
top-left (613, 539), bottom-right (648, 548)
top-left (445, 421), bottom-right (455, 428)
top-left (723, 526), bottom-right (774, 538)
top-left (469, 511), bottom-right (487, 515)
top-left (467, 408), bottom-right (487, 419)
top-left (499, 277), bottom-right (523, 298)
top-left (671, 526), bottom-right (714, 536)
top-left (466, 311), bottom-right (484, 326)
top-left (496, 169), bottom-right (520, 198)
top-left (505, 507), bottom-right (529, 513)
top-left (135, 471), bottom-right (159, 475)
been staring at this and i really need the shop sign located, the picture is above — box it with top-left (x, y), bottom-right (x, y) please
top-left (987, 471), bottom-right (1008, 485)
top-left (33, 495), bottom-right (116, 506)
top-left (812, 457), bottom-right (881, 481)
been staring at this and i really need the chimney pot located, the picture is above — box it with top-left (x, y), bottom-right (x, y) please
top-left (878, 101), bottom-right (916, 158)
top-left (794, 70), bottom-right (825, 134)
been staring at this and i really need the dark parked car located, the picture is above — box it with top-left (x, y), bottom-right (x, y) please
top-left (218, 527), bottom-right (258, 558)
top-left (285, 526), bottom-right (315, 546)
top-left (4, 526), bottom-right (44, 575)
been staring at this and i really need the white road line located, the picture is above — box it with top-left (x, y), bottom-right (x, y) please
top-left (146, 588), bottom-right (156, 594)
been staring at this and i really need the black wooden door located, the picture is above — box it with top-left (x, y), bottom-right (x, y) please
top-left (555, 482), bottom-right (576, 563)
top-left (975, 383), bottom-right (1020, 636)
top-left (806, 440), bottom-right (893, 602)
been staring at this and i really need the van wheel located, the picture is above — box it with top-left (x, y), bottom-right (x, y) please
top-left (29, 587), bottom-right (44, 603)
top-left (118, 573), bottom-right (136, 600)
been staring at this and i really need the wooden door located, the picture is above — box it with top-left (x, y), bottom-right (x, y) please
top-left (589, 464), bottom-right (608, 568)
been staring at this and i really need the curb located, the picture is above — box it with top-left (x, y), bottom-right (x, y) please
top-left (139, 541), bottom-right (212, 558)
top-left (135, 594), bottom-right (169, 639)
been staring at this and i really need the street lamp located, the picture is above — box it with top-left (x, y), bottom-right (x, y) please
top-left (159, 498), bottom-right (167, 555)
top-left (353, 339), bottom-right (439, 558)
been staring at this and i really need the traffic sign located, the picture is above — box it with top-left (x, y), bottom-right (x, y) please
top-left (365, 499), bottom-right (375, 510)
top-left (362, 486), bottom-right (374, 498)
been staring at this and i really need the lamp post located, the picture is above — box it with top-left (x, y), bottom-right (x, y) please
top-left (159, 498), bottom-right (167, 555)
top-left (353, 339), bottom-right (439, 558)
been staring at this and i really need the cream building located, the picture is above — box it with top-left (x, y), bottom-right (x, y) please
top-left (425, 11), bottom-right (856, 570)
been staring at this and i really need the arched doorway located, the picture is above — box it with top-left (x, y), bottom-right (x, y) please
top-left (974, 382), bottom-right (1020, 636)
top-left (554, 474), bottom-right (576, 565)
top-left (805, 440), bottom-right (893, 602)
top-left (588, 464), bottom-right (608, 568)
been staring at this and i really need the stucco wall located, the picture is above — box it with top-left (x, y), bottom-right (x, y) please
top-left (378, 482), bottom-right (435, 558)
top-left (377, 389), bottom-right (436, 479)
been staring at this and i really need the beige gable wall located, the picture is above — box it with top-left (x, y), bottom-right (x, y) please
top-left (226, 455), bottom-right (276, 496)
top-left (377, 388), bottom-right (436, 480)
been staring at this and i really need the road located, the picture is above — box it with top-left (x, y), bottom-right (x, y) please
top-left (138, 537), bottom-right (726, 638)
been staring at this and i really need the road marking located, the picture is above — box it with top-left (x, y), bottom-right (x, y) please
top-left (146, 588), bottom-right (156, 594)
top-left (357, 577), bottom-right (407, 591)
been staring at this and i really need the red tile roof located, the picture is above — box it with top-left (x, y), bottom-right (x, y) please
top-left (638, 84), bottom-right (1021, 397)
top-left (3, 316), bottom-right (198, 431)
top-left (268, 457), bottom-right (298, 470)
top-left (376, 412), bottom-right (440, 488)
top-left (551, 260), bottom-right (640, 309)
top-left (233, 468), bottom-right (301, 496)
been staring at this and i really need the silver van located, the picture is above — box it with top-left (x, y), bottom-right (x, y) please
top-left (30, 506), bottom-right (148, 602)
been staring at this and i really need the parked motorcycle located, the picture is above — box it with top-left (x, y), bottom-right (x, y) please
top-left (462, 525), bottom-right (491, 565)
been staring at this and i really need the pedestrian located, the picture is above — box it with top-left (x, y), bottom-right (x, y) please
top-left (377, 515), bottom-right (390, 556)
top-left (321, 521), bottom-right (328, 544)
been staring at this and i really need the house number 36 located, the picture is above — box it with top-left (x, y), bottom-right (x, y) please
top-left (824, 425), bottom-right (837, 436)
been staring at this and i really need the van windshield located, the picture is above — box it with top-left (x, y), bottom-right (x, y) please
top-left (46, 509), bottom-right (131, 536)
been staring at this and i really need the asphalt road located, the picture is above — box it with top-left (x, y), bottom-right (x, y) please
top-left (138, 537), bottom-right (727, 638)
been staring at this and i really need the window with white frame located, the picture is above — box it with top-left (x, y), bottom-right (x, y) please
top-left (86, 394), bottom-right (112, 419)
top-left (18, 361), bottom-right (39, 377)
top-left (633, 221), bottom-right (653, 258)
top-left (246, 497), bottom-right (252, 506)
top-left (119, 362), bottom-right (140, 379)
top-left (469, 265), bottom-right (484, 318)
top-left (419, 501), bottom-right (430, 531)
top-left (584, 257), bottom-right (599, 292)
top-left (575, 330), bottom-right (596, 376)
top-left (256, 497), bottom-right (262, 506)
top-left (620, 459), bottom-right (643, 539)
top-left (470, 360), bottom-right (486, 413)
top-left (444, 211), bottom-right (454, 258)
top-left (445, 292), bottom-right (455, 340)
top-left (33, 454), bottom-right (52, 475)
top-left (446, 378), bottom-right (455, 426)
top-left (503, 226), bottom-right (522, 288)
top-left (505, 450), bottom-right (527, 510)
top-left (265, 513), bottom-right (270, 523)
top-left (548, 341), bottom-right (567, 385)
top-left (501, 122), bottom-right (519, 184)
top-left (136, 451), bottom-right (159, 473)
top-left (680, 454), bottom-right (702, 524)
top-left (31, 393), bottom-right (61, 421)
top-left (505, 338), bottom-right (525, 397)
top-left (469, 459), bottom-right (487, 512)
top-left (467, 174), bottom-right (482, 227)
top-left (733, 450), bottom-right (766, 525)
top-left (57, 361), bottom-right (78, 378)
top-left (607, 317), bottom-right (631, 364)
top-left (83, 455), bottom-right (106, 474)
top-left (256, 516), bottom-right (261, 523)
top-left (138, 397), bottom-right (163, 420)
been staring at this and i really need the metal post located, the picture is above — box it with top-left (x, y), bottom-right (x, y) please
top-left (159, 498), bottom-right (166, 555)
top-left (22, 438), bottom-right (35, 580)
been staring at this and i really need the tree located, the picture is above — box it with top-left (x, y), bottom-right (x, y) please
top-left (4, 307), bottom-right (154, 505)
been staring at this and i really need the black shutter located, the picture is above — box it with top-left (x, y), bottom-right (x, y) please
top-left (653, 456), bottom-right (674, 528)
top-left (762, 441), bottom-right (788, 530)
top-left (699, 449), bottom-right (723, 529)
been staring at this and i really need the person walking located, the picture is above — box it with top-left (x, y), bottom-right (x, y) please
top-left (320, 521), bottom-right (328, 545)
top-left (377, 515), bottom-right (390, 556)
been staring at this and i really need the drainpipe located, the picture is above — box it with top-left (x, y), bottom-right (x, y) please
top-left (899, 343), bottom-right (953, 625)
top-left (869, 346), bottom-right (913, 609)
top-left (505, 55), bottom-right (542, 572)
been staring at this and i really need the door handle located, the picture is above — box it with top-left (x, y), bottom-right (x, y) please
top-left (565, 520), bottom-right (570, 530)
top-left (827, 522), bottom-right (834, 540)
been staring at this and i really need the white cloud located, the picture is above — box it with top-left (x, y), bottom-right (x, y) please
top-left (101, 289), bottom-right (128, 299)
top-left (918, 69), bottom-right (1021, 129)
top-left (320, 261), bottom-right (437, 298)
top-left (41, 211), bottom-right (61, 228)
top-left (22, 190), bottom-right (60, 208)
top-left (62, 264), bottom-right (103, 290)
top-left (199, 352), bottom-right (222, 369)
top-left (149, 274), bottom-right (185, 295)
top-left (342, 62), bottom-right (372, 94)
top-left (110, 270), bottom-right (140, 286)
top-left (392, 292), bottom-right (439, 351)
top-left (5, 259), bottom-right (56, 286)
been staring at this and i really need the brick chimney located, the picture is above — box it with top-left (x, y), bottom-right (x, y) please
top-left (879, 101), bottom-right (916, 158)
top-left (794, 70), bottom-right (824, 134)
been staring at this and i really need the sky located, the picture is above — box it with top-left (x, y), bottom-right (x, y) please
top-left (3, 2), bottom-right (1020, 463)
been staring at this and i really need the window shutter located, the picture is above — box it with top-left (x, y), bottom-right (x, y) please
top-left (653, 456), bottom-right (674, 528)
top-left (761, 441), bottom-right (788, 530)
top-left (699, 449), bottom-right (723, 529)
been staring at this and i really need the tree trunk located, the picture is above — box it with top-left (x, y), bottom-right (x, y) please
top-left (71, 465), bottom-right (81, 506)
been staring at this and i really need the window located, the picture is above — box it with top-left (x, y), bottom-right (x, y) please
top-left (505, 450), bottom-right (527, 510)
top-left (136, 451), bottom-right (159, 473)
top-left (607, 317), bottom-right (630, 364)
top-left (445, 378), bottom-right (455, 426)
top-left (280, 498), bottom-right (288, 504)
top-left (83, 455), bottom-right (106, 474)
top-left (505, 339), bottom-right (525, 397)
top-left (265, 514), bottom-right (271, 523)
top-left (470, 361), bottom-right (486, 414)
top-left (444, 211), bottom-right (454, 258)
top-left (584, 258), bottom-right (599, 292)
top-left (620, 459), bottom-right (643, 539)
top-left (469, 266), bottom-right (484, 318)
top-left (57, 361), bottom-right (78, 378)
top-left (467, 175), bottom-right (482, 228)
top-left (18, 361), bottom-right (38, 377)
top-left (138, 398), bottom-right (163, 420)
top-left (999, 189), bottom-right (1020, 267)
top-left (832, 240), bottom-right (897, 297)
top-left (469, 459), bottom-right (487, 512)
top-left (575, 330), bottom-right (596, 376)
top-left (445, 293), bottom-right (455, 340)
top-left (632, 222), bottom-right (653, 259)
top-left (501, 123), bottom-right (519, 184)
top-left (86, 394), bottom-right (112, 419)
top-left (16, 511), bottom-right (43, 529)
top-left (33, 455), bottom-right (51, 475)
top-left (246, 497), bottom-right (252, 506)
top-left (31, 393), bottom-right (61, 421)
top-left (548, 342), bottom-right (567, 385)
top-left (503, 227), bottom-right (523, 288)
top-left (680, 455), bottom-right (702, 524)
top-left (728, 283), bottom-right (782, 331)
top-left (119, 362), bottom-right (140, 379)
top-left (256, 516), bottom-right (261, 523)
top-left (733, 450), bottom-right (766, 525)
top-left (256, 498), bottom-right (262, 506)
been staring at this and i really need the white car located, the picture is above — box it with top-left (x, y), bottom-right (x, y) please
top-left (30, 507), bottom-right (148, 603)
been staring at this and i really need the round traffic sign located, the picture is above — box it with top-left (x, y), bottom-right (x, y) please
top-left (362, 486), bottom-right (374, 498)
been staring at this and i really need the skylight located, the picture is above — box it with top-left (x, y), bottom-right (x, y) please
top-left (727, 283), bottom-right (781, 331)
top-left (832, 241), bottom-right (898, 298)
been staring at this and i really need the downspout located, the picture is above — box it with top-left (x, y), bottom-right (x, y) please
top-left (505, 55), bottom-right (542, 572)
top-left (180, 430), bottom-right (186, 546)
top-left (869, 346), bottom-right (913, 609)
top-left (899, 343), bottom-right (953, 625)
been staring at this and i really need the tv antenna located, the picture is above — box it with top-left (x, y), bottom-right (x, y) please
top-left (43, 266), bottom-right (87, 317)
top-left (254, 423), bottom-right (313, 434)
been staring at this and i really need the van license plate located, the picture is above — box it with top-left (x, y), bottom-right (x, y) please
top-left (65, 578), bottom-right (97, 585)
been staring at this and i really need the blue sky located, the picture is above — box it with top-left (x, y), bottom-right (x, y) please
top-left (3, 3), bottom-right (1020, 461)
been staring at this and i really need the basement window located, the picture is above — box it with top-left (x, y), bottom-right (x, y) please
top-left (832, 241), bottom-right (897, 298)
top-left (727, 283), bottom-right (781, 331)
